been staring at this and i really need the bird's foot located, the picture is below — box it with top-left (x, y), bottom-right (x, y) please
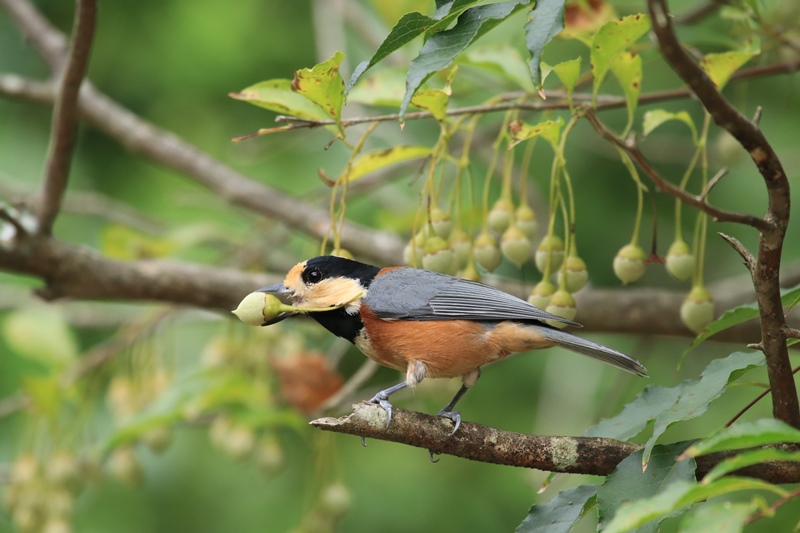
top-left (368, 392), bottom-right (395, 429)
top-left (436, 408), bottom-right (461, 436)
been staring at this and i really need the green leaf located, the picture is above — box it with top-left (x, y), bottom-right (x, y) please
top-left (678, 501), bottom-right (755, 533)
top-left (400, 0), bottom-right (529, 120)
top-left (510, 117), bottom-right (563, 149)
top-left (411, 88), bottom-right (450, 122)
top-left (682, 286), bottom-right (800, 361)
top-left (684, 419), bottom-right (800, 458)
top-left (229, 79), bottom-right (331, 122)
top-left (604, 477), bottom-right (785, 533)
top-left (515, 484), bottom-right (597, 533)
top-left (700, 40), bottom-right (760, 89)
top-left (642, 110), bottom-right (698, 143)
top-left (591, 14), bottom-right (651, 101)
top-left (459, 44), bottom-right (534, 91)
top-left (345, 1), bottom-right (485, 94)
top-left (341, 146), bottom-right (432, 183)
top-left (597, 442), bottom-right (696, 533)
top-left (347, 67), bottom-right (407, 107)
top-left (524, 0), bottom-right (566, 88)
top-left (4, 307), bottom-right (78, 371)
top-left (552, 57), bottom-right (581, 109)
top-left (702, 448), bottom-right (800, 483)
top-left (292, 51), bottom-right (346, 132)
top-left (609, 51), bottom-right (642, 134)
top-left (585, 385), bottom-right (682, 440)
top-left (641, 351), bottom-right (765, 468)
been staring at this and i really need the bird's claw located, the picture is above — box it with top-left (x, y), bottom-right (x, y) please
top-left (429, 450), bottom-right (440, 463)
top-left (437, 409), bottom-right (461, 436)
top-left (368, 394), bottom-right (394, 428)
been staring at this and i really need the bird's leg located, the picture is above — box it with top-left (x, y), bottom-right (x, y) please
top-left (437, 368), bottom-right (481, 436)
top-left (367, 380), bottom-right (410, 429)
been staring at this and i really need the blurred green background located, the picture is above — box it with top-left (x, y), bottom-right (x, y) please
top-left (1, 0), bottom-right (799, 531)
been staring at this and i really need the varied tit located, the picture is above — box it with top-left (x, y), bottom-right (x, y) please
top-left (239, 256), bottom-right (647, 434)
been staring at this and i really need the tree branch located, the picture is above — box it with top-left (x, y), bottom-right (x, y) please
top-left (36, 0), bottom-right (96, 236)
top-left (312, 403), bottom-right (800, 484)
top-left (648, 0), bottom-right (799, 428)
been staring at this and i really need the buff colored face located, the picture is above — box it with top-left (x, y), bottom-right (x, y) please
top-left (283, 261), bottom-right (365, 313)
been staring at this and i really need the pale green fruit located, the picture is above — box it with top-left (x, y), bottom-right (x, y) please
top-left (11, 454), bottom-right (39, 485)
top-left (449, 227), bottom-right (471, 270)
top-left (402, 230), bottom-right (427, 266)
top-left (528, 280), bottom-right (557, 309)
top-left (500, 224), bottom-right (532, 266)
top-left (488, 198), bottom-right (514, 234)
top-left (516, 203), bottom-right (538, 239)
top-left (681, 286), bottom-right (715, 333)
top-left (534, 235), bottom-right (565, 274)
top-left (473, 231), bottom-right (500, 272)
top-left (422, 235), bottom-right (455, 274)
top-left (429, 207), bottom-right (452, 239)
top-left (223, 425), bottom-right (256, 461)
top-left (665, 239), bottom-right (694, 281)
top-left (46, 488), bottom-right (74, 519)
top-left (143, 427), bottom-right (173, 454)
top-left (320, 483), bottom-right (352, 518)
top-left (458, 263), bottom-right (480, 281)
top-left (107, 446), bottom-right (143, 487)
top-left (714, 130), bottom-right (743, 167)
top-left (330, 248), bottom-right (353, 260)
top-left (557, 255), bottom-right (589, 293)
top-left (613, 244), bottom-right (647, 285)
top-left (232, 292), bottom-right (286, 326)
top-left (46, 452), bottom-right (79, 487)
top-left (42, 519), bottom-right (71, 533)
top-left (545, 289), bottom-right (578, 328)
top-left (256, 435), bottom-right (285, 477)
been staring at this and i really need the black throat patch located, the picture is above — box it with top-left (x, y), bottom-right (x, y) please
top-left (311, 308), bottom-right (364, 344)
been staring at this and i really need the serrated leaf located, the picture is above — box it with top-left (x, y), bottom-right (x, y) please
top-left (678, 501), bottom-right (755, 533)
top-left (345, 1), bottom-right (485, 94)
top-left (459, 44), bottom-right (534, 91)
top-left (347, 67), bottom-right (409, 107)
top-left (4, 307), bottom-right (77, 371)
top-left (604, 477), bottom-right (785, 533)
top-left (515, 484), bottom-right (597, 533)
top-left (700, 41), bottom-right (760, 89)
top-left (641, 351), bottom-right (765, 468)
top-left (400, 0), bottom-right (529, 120)
top-left (702, 448), bottom-right (800, 483)
top-left (682, 286), bottom-right (800, 360)
top-left (685, 419), bottom-right (800, 458)
top-left (292, 51), bottom-right (346, 133)
top-left (591, 14), bottom-right (651, 100)
top-left (341, 146), bottom-right (432, 183)
top-left (552, 57), bottom-right (581, 108)
top-left (411, 88), bottom-right (450, 121)
top-left (524, 0), bottom-right (566, 88)
top-left (229, 79), bottom-right (331, 122)
top-left (642, 109), bottom-right (698, 144)
top-left (510, 117), bottom-right (563, 149)
top-left (609, 51), bottom-right (642, 134)
top-left (585, 385), bottom-right (680, 440)
top-left (597, 442), bottom-right (696, 533)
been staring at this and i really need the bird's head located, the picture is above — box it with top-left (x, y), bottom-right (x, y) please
top-left (232, 256), bottom-right (380, 326)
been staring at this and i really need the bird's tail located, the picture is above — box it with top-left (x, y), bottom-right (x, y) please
top-left (538, 326), bottom-right (648, 377)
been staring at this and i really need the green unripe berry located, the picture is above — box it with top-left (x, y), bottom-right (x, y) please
top-left (402, 230), bottom-right (427, 266)
top-left (613, 244), bottom-right (647, 285)
top-left (107, 446), bottom-right (143, 487)
top-left (458, 263), bottom-right (480, 281)
top-left (422, 235), bottom-right (455, 274)
top-left (143, 427), bottom-right (173, 454)
top-left (449, 227), bottom-right (471, 270)
top-left (232, 292), bottom-right (284, 326)
top-left (331, 248), bottom-right (353, 260)
top-left (256, 435), bottom-right (285, 477)
top-left (665, 239), bottom-right (694, 281)
top-left (516, 203), bottom-right (538, 239)
top-left (500, 224), bottom-right (532, 266)
top-left (429, 207), bottom-right (452, 239)
top-left (535, 235), bottom-right (565, 274)
top-left (557, 255), bottom-right (589, 293)
top-left (473, 230), bottom-right (500, 272)
top-left (681, 286), bottom-right (715, 333)
top-left (545, 289), bottom-right (578, 328)
top-left (488, 198), bottom-right (514, 234)
top-left (320, 483), bottom-right (352, 518)
top-left (528, 280), bottom-right (557, 309)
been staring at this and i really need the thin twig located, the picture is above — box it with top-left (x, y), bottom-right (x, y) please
top-left (745, 485), bottom-right (800, 525)
top-left (726, 364), bottom-right (800, 427)
top-left (701, 167), bottom-right (729, 200)
top-left (718, 232), bottom-right (756, 273)
top-left (37, 0), bottom-right (97, 236)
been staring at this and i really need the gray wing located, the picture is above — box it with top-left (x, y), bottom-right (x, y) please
top-left (365, 268), bottom-right (580, 326)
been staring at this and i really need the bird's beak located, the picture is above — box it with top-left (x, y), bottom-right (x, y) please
top-left (256, 283), bottom-right (296, 325)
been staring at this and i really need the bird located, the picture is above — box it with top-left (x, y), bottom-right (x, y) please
top-left (237, 255), bottom-right (647, 435)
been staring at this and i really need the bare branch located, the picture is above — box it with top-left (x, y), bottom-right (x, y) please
top-left (648, 0), bottom-right (799, 428)
top-left (718, 232), bottom-right (756, 273)
top-left (37, 0), bottom-right (97, 236)
top-left (312, 403), bottom-right (800, 483)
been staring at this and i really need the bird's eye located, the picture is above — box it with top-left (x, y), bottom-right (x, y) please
top-left (303, 268), bottom-right (324, 284)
